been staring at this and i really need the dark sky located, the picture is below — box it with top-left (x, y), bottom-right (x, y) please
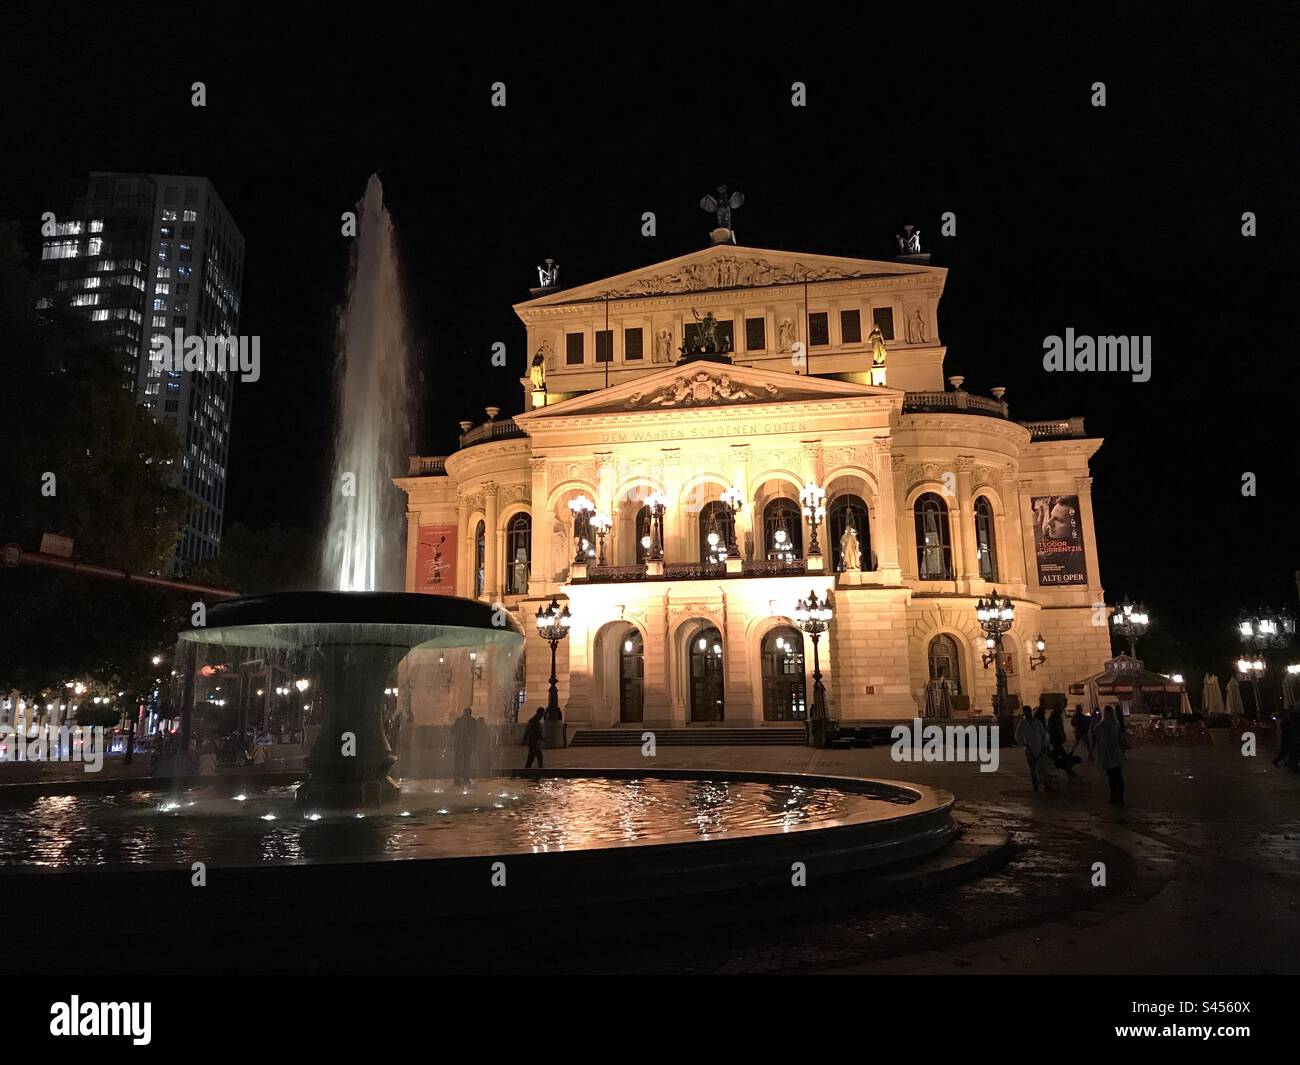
top-left (5, 3), bottom-right (1297, 681)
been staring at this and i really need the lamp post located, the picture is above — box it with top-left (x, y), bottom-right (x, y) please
top-left (977, 590), bottom-right (1015, 726)
top-left (1109, 598), bottom-right (1150, 659)
top-left (794, 589), bottom-right (833, 746)
top-left (590, 510), bottom-right (612, 567)
top-left (1237, 657), bottom-right (1266, 718)
top-left (800, 481), bottom-right (826, 566)
top-left (721, 485), bottom-right (744, 559)
top-left (1238, 605), bottom-right (1295, 713)
top-left (535, 596), bottom-right (572, 716)
top-left (646, 491), bottom-right (667, 561)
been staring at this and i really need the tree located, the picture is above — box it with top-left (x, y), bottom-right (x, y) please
top-left (0, 220), bottom-right (191, 694)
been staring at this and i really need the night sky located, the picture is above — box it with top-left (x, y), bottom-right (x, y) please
top-left (4, 3), bottom-right (1297, 680)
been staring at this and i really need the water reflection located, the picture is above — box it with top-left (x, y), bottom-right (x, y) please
top-left (0, 777), bottom-right (914, 869)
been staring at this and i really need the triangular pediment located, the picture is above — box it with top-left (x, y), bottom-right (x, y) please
top-left (514, 244), bottom-right (943, 310)
top-left (513, 359), bottom-right (901, 423)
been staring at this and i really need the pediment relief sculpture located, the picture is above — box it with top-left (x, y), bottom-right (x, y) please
top-left (627, 371), bottom-right (779, 409)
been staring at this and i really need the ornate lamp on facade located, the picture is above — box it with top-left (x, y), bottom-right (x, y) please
top-left (591, 510), bottom-right (612, 567)
top-left (721, 484), bottom-right (745, 560)
top-left (1109, 598), bottom-right (1150, 658)
top-left (977, 590), bottom-right (1015, 722)
top-left (794, 589), bottom-right (833, 745)
top-left (535, 596), bottom-right (572, 715)
top-left (1028, 634), bottom-right (1048, 671)
top-left (800, 481), bottom-right (826, 571)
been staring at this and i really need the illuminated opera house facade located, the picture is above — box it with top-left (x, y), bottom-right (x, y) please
top-left (396, 240), bottom-right (1111, 729)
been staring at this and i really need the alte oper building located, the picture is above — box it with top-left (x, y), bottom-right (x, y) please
top-left (396, 235), bottom-right (1110, 730)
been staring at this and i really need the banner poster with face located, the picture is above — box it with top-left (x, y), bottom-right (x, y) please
top-left (1031, 494), bottom-right (1088, 586)
top-left (415, 524), bottom-right (458, 594)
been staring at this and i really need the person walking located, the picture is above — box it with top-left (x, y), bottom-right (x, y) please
top-left (1094, 704), bottom-right (1128, 805)
top-left (523, 707), bottom-right (546, 769)
top-left (1048, 706), bottom-right (1078, 778)
top-left (1015, 706), bottom-right (1053, 792)
top-left (1071, 704), bottom-right (1091, 754)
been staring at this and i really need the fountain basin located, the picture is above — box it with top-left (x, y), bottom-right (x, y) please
top-left (176, 591), bottom-right (523, 808)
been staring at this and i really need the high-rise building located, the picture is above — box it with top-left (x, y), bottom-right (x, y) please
top-left (37, 172), bottom-right (245, 574)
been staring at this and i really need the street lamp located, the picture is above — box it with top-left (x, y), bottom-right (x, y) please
top-left (1109, 598), bottom-right (1150, 658)
top-left (799, 481), bottom-right (826, 559)
top-left (977, 590), bottom-right (1016, 721)
top-left (590, 510), bottom-right (612, 566)
top-left (1238, 605), bottom-right (1294, 713)
top-left (568, 495), bottom-right (596, 563)
top-left (535, 596), bottom-right (572, 715)
top-left (645, 491), bottom-right (668, 561)
top-left (1237, 657), bottom-right (1266, 717)
top-left (721, 485), bottom-right (745, 559)
top-left (794, 589), bottom-right (833, 744)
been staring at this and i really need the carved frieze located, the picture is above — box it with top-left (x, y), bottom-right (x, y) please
top-left (627, 369), bottom-right (779, 409)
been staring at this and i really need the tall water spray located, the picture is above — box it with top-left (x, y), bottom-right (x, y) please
top-left (323, 174), bottom-right (413, 591)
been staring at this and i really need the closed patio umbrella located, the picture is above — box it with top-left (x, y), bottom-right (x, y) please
top-left (1225, 676), bottom-right (1245, 717)
top-left (1202, 673), bottom-right (1225, 716)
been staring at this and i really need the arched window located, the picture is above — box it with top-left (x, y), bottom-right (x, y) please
top-left (761, 627), bottom-right (807, 721)
top-left (974, 496), bottom-right (997, 581)
top-left (914, 493), bottom-right (952, 579)
top-left (763, 498), bottom-right (803, 560)
top-left (927, 634), bottom-right (962, 695)
top-left (619, 628), bottom-right (644, 722)
top-left (634, 504), bottom-right (652, 564)
top-left (829, 494), bottom-right (871, 571)
top-left (473, 520), bottom-right (486, 596)
top-left (688, 625), bottom-right (725, 722)
top-left (698, 500), bottom-right (734, 563)
top-left (505, 513), bottom-right (531, 595)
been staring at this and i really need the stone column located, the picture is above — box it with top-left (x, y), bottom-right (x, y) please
top-left (484, 481), bottom-right (500, 601)
top-left (999, 471), bottom-right (1027, 585)
top-left (873, 439), bottom-right (903, 584)
top-left (955, 455), bottom-right (977, 591)
top-left (1074, 476), bottom-right (1104, 595)
top-left (528, 457), bottom-right (549, 596)
top-left (1017, 479), bottom-right (1039, 591)
top-left (731, 443), bottom-right (753, 558)
top-left (455, 496), bottom-right (468, 596)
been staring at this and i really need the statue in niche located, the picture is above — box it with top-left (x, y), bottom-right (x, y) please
top-left (839, 522), bottom-right (862, 572)
top-left (552, 522), bottom-right (568, 579)
top-left (530, 350), bottom-right (546, 392)
top-left (687, 308), bottom-right (726, 354)
top-left (536, 259), bottom-right (560, 288)
top-left (869, 323), bottom-right (888, 366)
top-left (907, 308), bottom-right (927, 344)
top-left (777, 317), bottom-right (795, 352)
top-left (655, 328), bottom-right (673, 363)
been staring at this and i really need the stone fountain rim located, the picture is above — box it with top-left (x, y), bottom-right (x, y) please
top-left (196, 591), bottom-right (523, 636)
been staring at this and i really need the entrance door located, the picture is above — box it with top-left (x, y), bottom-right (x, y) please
top-left (619, 629), bottom-right (644, 722)
top-left (761, 627), bottom-right (806, 721)
top-left (688, 626), bottom-right (725, 722)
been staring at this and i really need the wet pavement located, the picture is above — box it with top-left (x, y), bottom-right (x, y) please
top-left (523, 739), bottom-right (1300, 974)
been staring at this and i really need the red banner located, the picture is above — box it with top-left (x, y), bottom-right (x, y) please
top-left (415, 524), bottom-right (458, 595)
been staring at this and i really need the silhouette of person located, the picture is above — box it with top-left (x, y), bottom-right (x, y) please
top-left (450, 706), bottom-right (477, 786)
top-left (523, 707), bottom-right (545, 769)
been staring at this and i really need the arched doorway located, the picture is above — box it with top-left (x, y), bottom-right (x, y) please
top-left (763, 498), bottom-right (803, 560)
top-left (697, 500), bottom-right (734, 563)
top-left (687, 624), bottom-right (725, 722)
top-left (619, 629), bottom-right (644, 722)
top-left (829, 494), bottom-right (871, 571)
top-left (927, 633), bottom-right (963, 694)
top-left (761, 627), bottom-right (806, 721)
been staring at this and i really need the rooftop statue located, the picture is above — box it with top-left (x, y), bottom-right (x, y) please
top-left (701, 185), bottom-right (744, 236)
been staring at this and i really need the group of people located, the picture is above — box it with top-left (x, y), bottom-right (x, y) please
top-left (1015, 703), bottom-right (1129, 805)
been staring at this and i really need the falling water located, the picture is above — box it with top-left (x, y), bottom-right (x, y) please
top-left (323, 174), bottom-right (413, 591)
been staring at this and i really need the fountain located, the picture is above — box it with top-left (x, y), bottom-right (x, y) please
top-left (323, 172), bottom-right (412, 594)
